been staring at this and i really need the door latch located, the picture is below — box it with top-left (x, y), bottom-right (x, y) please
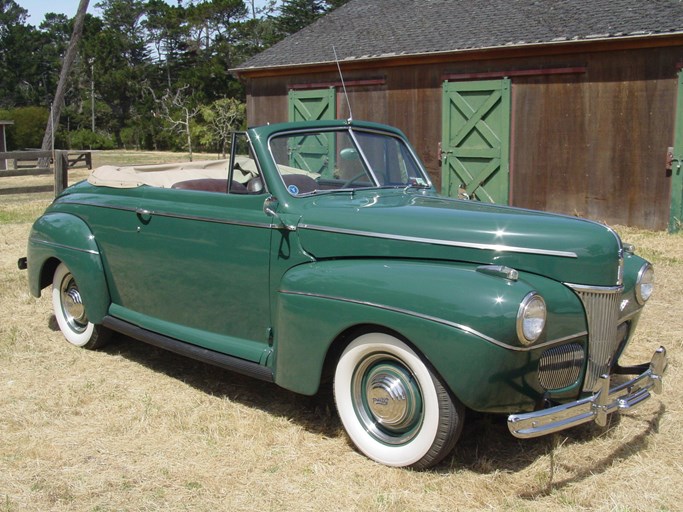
top-left (666, 146), bottom-right (681, 172)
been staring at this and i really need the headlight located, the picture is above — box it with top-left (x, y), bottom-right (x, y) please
top-left (635, 263), bottom-right (654, 305)
top-left (517, 292), bottom-right (546, 345)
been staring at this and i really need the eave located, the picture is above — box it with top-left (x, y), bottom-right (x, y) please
top-left (232, 32), bottom-right (683, 79)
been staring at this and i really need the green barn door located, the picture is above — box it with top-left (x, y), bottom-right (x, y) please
top-left (288, 88), bottom-right (336, 177)
top-left (669, 70), bottom-right (683, 233)
top-left (441, 79), bottom-right (511, 204)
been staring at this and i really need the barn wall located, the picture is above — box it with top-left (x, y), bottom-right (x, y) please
top-left (511, 48), bottom-right (678, 229)
top-left (243, 44), bottom-right (682, 230)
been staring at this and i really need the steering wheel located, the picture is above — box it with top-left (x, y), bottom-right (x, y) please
top-left (341, 171), bottom-right (368, 188)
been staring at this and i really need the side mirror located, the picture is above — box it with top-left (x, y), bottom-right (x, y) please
top-left (263, 196), bottom-right (296, 231)
top-left (263, 195), bottom-right (279, 217)
top-left (340, 148), bottom-right (359, 161)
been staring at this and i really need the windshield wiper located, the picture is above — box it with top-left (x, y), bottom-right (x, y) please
top-left (403, 182), bottom-right (430, 192)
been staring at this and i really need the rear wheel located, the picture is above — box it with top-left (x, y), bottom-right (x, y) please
top-left (334, 332), bottom-right (464, 469)
top-left (52, 262), bottom-right (110, 349)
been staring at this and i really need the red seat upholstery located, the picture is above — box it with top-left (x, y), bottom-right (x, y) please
top-left (171, 179), bottom-right (247, 194)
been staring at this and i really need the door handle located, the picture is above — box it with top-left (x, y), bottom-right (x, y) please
top-left (135, 208), bottom-right (153, 224)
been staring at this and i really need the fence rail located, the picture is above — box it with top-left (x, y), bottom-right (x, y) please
top-left (0, 150), bottom-right (91, 196)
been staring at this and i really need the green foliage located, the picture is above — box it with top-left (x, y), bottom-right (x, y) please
top-left (198, 98), bottom-right (246, 156)
top-left (275, 0), bottom-right (327, 37)
top-left (1, 106), bottom-right (49, 149)
top-left (273, 0), bottom-right (348, 38)
top-left (1, 0), bottom-right (345, 150)
top-left (68, 129), bottom-right (116, 150)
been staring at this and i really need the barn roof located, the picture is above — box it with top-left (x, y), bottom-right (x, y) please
top-left (234, 0), bottom-right (683, 72)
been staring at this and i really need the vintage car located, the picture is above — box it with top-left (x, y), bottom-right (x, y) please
top-left (21, 120), bottom-right (667, 469)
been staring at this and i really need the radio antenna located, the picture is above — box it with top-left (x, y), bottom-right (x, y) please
top-left (333, 46), bottom-right (353, 122)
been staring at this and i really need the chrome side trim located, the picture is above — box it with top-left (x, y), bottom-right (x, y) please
top-left (29, 237), bottom-right (99, 255)
top-left (57, 199), bottom-right (273, 230)
top-left (299, 224), bottom-right (578, 258)
top-left (139, 209), bottom-right (273, 229)
top-left (280, 289), bottom-right (586, 352)
top-left (58, 199), bottom-right (137, 214)
top-left (564, 283), bottom-right (623, 294)
top-left (508, 346), bottom-right (667, 438)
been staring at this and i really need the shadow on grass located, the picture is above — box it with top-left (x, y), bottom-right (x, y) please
top-left (74, 325), bottom-right (664, 480)
top-left (438, 403), bottom-right (664, 471)
top-left (99, 330), bottom-right (342, 437)
top-left (514, 404), bottom-right (665, 499)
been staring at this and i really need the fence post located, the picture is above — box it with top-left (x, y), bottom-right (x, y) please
top-left (54, 151), bottom-right (69, 196)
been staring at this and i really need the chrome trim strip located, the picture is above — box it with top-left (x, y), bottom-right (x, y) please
top-left (59, 199), bottom-right (135, 214)
top-left (139, 209), bottom-right (273, 229)
top-left (57, 199), bottom-right (273, 230)
top-left (508, 346), bottom-right (667, 438)
top-left (564, 283), bottom-right (624, 294)
top-left (29, 237), bottom-right (99, 255)
top-left (280, 289), bottom-right (586, 352)
top-left (299, 224), bottom-right (578, 258)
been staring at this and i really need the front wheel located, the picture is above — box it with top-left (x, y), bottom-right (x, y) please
top-left (334, 332), bottom-right (464, 469)
top-left (52, 262), bottom-right (110, 349)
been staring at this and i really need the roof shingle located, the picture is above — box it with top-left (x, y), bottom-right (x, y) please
top-left (235, 0), bottom-right (683, 71)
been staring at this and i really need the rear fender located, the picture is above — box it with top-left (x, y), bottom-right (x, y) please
top-left (27, 212), bottom-right (110, 324)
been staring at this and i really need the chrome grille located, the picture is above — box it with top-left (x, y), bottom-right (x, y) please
top-left (567, 285), bottom-right (622, 391)
top-left (538, 343), bottom-right (584, 390)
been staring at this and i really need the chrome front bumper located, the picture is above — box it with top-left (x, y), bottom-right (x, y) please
top-left (508, 346), bottom-right (667, 439)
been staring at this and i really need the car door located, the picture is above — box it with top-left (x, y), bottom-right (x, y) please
top-left (96, 141), bottom-right (273, 363)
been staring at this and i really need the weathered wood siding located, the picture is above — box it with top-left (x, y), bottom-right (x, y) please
top-left (243, 44), bottom-right (682, 230)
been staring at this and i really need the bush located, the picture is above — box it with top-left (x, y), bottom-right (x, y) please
top-left (68, 129), bottom-right (116, 150)
top-left (2, 106), bottom-right (49, 149)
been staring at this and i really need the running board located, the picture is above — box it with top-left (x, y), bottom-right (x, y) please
top-left (102, 316), bottom-right (274, 383)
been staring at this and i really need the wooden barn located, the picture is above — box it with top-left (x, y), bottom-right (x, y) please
top-left (233, 0), bottom-right (683, 231)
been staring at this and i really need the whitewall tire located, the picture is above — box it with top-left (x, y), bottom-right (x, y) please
top-left (334, 332), bottom-right (464, 469)
top-left (52, 262), bottom-right (109, 349)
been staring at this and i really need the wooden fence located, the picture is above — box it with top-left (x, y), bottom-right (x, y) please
top-left (0, 150), bottom-right (92, 196)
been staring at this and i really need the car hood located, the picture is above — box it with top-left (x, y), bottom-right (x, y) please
top-left (294, 190), bottom-right (622, 286)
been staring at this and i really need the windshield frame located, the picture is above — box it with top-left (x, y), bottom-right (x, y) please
top-left (266, 125), bottom-right (433, 197)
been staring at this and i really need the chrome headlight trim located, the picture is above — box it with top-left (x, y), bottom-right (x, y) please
top-left (517, 292), bottom-right (547, 345)
top-left (635, 263), bottom-right (654, 305)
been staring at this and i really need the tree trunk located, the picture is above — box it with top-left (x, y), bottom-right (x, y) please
top-left (41, 0), bottom-right (90, 153)
top-left (186, 110), bottom-right (193, 162)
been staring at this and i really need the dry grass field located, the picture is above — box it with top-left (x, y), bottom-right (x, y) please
top-left (0, 157), bottom-right (681, 511)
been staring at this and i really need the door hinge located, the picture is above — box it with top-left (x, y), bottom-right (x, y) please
top-left (667, 146), bottom-right (682, 173)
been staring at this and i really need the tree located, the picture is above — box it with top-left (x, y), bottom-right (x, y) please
top-left (150, 84), bottom-right (201, 160)
top-left (143, 0), bottom-right (188, 88)
top-left (84, 1), bottom-right (150, 145)
top-left (199, 97), bottom-right (245, 157)
top-left (274, 0), bottom-right (327, 37)
top-left (0, 106), bottom-right (49, 149)
top-left (0, 1), bottom-right (40, 107)
top-left (40, 0), bottom-right (89, 152)
top-left (1, 0), bottom-right (351, 152)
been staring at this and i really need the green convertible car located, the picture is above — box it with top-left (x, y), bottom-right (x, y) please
top-left (21, 120), bottom-right (667, 469)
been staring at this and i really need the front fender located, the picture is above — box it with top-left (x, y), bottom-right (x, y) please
top-left (272, 259), bottom-right (586, 407)
top-left (27, 212), bottom-right (110, 324)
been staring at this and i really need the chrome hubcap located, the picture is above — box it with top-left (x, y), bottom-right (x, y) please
top-left (352, 354), bottom-right (423, 445)
top-left (60, 274), bottom-right (88, 333)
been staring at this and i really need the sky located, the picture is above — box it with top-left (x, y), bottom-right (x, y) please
top-left (18, 0), bottom-right (270, 26)
top-left (19, 0), bottom-right (103, 25)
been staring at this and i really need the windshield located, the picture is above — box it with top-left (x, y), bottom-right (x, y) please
top-left (268, 128), bottom-right (430, 196)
